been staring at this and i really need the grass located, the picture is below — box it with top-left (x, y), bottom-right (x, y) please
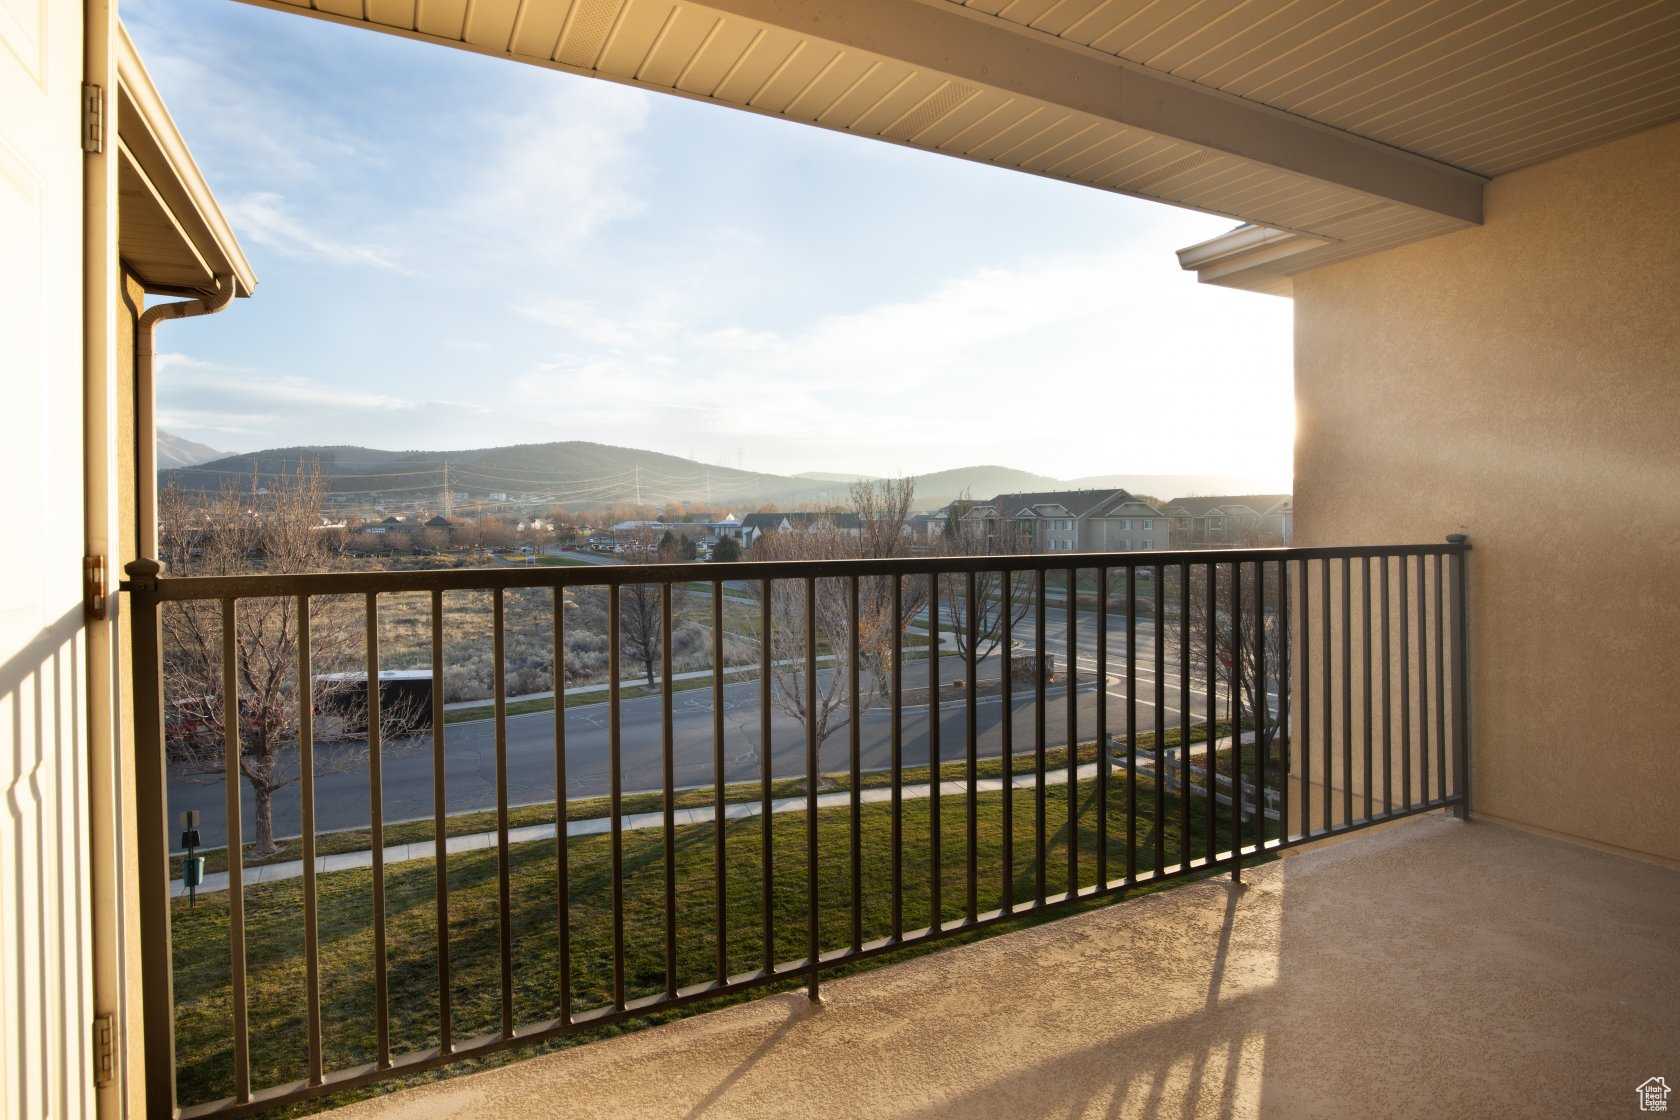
top-left (170, 742), bottom-right (1274, 1115)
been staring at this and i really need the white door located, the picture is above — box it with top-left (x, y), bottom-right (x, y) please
top-left (0, 1), bottom-right (95, 1117)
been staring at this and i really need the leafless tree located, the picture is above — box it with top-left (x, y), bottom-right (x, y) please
top-left (932, 493), bottom-right (1032, 673)
top-left (749, 479), bottom-right (926, 756)
top-left (159, 464), bottom-right (415, 858)
top-left (1160, 557), bottom-right (1285, 761)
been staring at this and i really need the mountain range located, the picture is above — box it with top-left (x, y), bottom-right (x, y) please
top-left (156, 434), bottom-right (1275, 512)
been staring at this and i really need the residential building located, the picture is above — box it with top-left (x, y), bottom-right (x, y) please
top-left (1163, 495), bottom-right (1294, 547)
top-left (5, 6), bottom-right (1677, 1120)
top-left (954, 489), bottom-right (1169, 553)
top-left (739, 510), bottom-right (862, 549)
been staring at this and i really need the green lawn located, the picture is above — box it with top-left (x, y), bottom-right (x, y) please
top-left (170, 731), bottom-right (1269, 1114)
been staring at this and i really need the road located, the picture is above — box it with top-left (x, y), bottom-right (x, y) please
top-left (168, 606), bottom-right (1228, 848)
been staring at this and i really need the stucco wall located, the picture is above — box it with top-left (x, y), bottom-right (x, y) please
top-left (1293, 118), bottom-right (1680, 863)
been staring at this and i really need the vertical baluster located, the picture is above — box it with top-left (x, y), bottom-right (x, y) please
top-left (999, 569), bottom-right (1014, 913)
top-left (1434, 553), bottom-right (1448, 803)
top-left (1320, 559), bottom-right (1332, 834)
top-left (1206, 563), bottom-right (1218, 863)
top-left (1178, 561), bottom-right (1192, 863)
top-left (493, 589), bottom-right (512, 1037)
top-left (1278, 559), bottom-right (1292, 845)
top-left (928, 571), bottom-right (942, 927)
top-left (1297, 557), bottom-right (1311, 841)
top-left (609, 584), bottom-right (626, 1009)
top-left (1152, 564), bottom-right (1165, 876)
top-left (222, 601), bottom-right (250, 1101)
top-left (1231, 563), bottom-right (1244, 880)
top-left (1400, 557), bottom-right (1412, 811)
top-left (1380, 558), bottom-right (1392, 817)
top-left (1095, 567), bottom-right (1109, 889)
top-left (434, 590), bottom-right (454, 1049)
top-left (365, 593), bottom-right (390, 1067)
top-left (1340, 557), bottom-right (1353, 828)
top-left (1126, 565), bottom-right (1138, 881)
top-left (1417, 556), bottom-right (1431, 805)
top-left (552, 586), bottom-right (569, 1027)
top-left (848, 577), bottom-right (863, 953)
top-left (1362, 555), bottom-right (1374, 823)
top-left (1065, 566), bottom-right (1079, 895)
top-left (890, 575), bottom-right (903, 941)
top-left (965, 569), bottom-right (979, 921)
top-left (1034, 567), bottom-right (1048, 905)
top-left (758, 580), bottom-right (773, 971)
top-left (662, 583), bottom-right (678, 999)
top-left (711, 583), bottom-right (727, 985)
top-left (296, 595), bottom-right (323, 1084)
top-left (803, 578), bottom-right (820, 998)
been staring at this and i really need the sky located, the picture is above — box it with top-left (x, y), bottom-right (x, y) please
top-left (123, 0), bottom-right (1294, 489)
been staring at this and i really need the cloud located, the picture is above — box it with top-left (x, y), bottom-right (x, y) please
top-left (424, 80), bottom-right (652, 271)
top-left (157, 360), bottom-right (493, 448)
top-left (513, 298), bottom-right (675, 348)
top-left (223, 192), bottom-right (410, 273)
top-left (496, 236), bottom-right (1291, 479)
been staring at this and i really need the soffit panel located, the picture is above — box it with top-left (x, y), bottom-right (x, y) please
top-left (240, 0), bottom-right (1680, 294)
top-left (951, 0), bottom-right (1680, 180)
top-left (237, 0), bottom-right (1473, 240)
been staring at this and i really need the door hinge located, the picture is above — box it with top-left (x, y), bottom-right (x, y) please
top-left (85, 555), bottom-right (108, 621)
top-left (82, 83), bottom-right (104, 153)
top-left (93, 1012), bottom-right (116, 1088)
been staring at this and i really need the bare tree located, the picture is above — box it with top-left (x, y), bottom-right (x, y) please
top-left (160, 464), bottom-right (413, 858)
top-left (750, 479), bottom-right (926, 758)
top-left (1160, 558), bottom-right (1285, 760)
top-left (608, 527), bottom-right (678, 691)
top-left (932, 493), bottom-right (1032, 673)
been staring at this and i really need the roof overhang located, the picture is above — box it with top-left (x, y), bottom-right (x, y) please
top-left (231, 0), bottom-right (1680, 297)
top-left (116, 23), bottom-right (256, 299)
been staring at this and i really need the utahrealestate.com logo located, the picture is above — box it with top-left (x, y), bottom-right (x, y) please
top-left (1639, 1077), bottom-right (1672, 1112)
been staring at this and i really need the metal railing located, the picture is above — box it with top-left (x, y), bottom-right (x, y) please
top-left (124, 539), bottom-right (1469, 1116)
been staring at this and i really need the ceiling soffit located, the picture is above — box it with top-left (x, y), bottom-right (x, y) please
top-left (233, 1), bottom-right (1680, 294)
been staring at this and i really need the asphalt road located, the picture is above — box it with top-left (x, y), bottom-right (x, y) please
top-left (168, 608), bottom-right (1225, 849)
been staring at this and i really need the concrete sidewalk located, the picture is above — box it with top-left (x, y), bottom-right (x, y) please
top-left (173, 732), bottom-right (1249, 898)
top-left (171, 761), bottom-right (1106, 898)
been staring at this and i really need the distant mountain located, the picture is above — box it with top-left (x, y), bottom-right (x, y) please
top-left (1064, 474), bottom-right (1278, 501)
top-left (792, 471), bottom-right (880, 484)
top-left (156, 430), bottom-right (227, 470)
top-left (160, 441), bottom-right (843, 509)
top-left (158, 440), bottom-right (1286, 513)
top-left (909, 465), bottom-right (1059, 509)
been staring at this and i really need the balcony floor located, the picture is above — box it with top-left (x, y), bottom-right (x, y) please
top-left (325, 815), bottom-right (1679, 1119)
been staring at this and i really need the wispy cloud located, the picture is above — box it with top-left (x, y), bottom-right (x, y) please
top-left (223, 192), bottom-right (410, 273)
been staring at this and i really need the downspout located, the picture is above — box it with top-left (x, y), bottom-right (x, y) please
top-left (136, 276), bottom-right (233, 559)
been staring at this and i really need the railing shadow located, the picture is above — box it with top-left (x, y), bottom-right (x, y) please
top-left (1, 602), bottom-right (86, 1119)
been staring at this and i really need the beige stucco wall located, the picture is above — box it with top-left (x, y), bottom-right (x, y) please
top-left (1293, 118), bottom-right (1680, 863)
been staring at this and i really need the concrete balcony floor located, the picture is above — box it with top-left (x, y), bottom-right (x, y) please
top-left (326, 815), bottom-right (1679, 1119)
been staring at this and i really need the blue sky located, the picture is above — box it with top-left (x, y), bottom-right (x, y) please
top-left (123, 0), bottom-right (1293, 487)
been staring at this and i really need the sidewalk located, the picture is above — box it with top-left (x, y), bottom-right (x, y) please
top-left (171, 734), bottom-right (1250, 898)
top-left (172, 761), bottom-right (1106, 898)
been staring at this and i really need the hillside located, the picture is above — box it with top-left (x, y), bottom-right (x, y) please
top-left (159, 440), bottom-right (1284, 512)
top-left (160, 441), bottom-right (837, 507)
top-left (156, 430), bottom-right (227, 470)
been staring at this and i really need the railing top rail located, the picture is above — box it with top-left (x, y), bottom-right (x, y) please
top-left (122, 541), bottom-right (1464, 602)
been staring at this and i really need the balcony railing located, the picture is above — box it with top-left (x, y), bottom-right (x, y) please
top-left (124, 540), bottom-right (1469, 1117)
